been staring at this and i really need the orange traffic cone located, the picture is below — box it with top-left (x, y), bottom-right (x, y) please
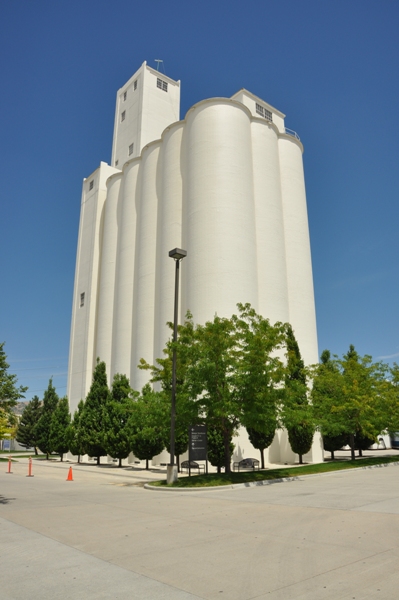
top-left (66, 466), bottom-right (74, 481)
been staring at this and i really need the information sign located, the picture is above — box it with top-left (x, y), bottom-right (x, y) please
top-left (189, 425), bottom-right (207, 461)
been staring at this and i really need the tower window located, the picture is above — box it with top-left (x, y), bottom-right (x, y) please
top-left (89, 180), bottom-right (94, 190)
top-left (256, 103), bottom-right (273, 122)
top-left (157, 78), bottom-right (168, 92)
top-left (123, 91), bottom-right (127, 101)
top-left (129, 143), bottom-right (134, 155)
top-left (80, 292), bottom-right (85, 307)
top-left (134, 79), bottom-right (137, 91)
top-left (121, 111), bottom-right (126, 122)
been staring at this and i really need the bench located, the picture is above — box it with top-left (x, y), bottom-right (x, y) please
top-left (181, 460), bottom-right (205, 475)
top-left (233, 458), bottom-right (260, 472)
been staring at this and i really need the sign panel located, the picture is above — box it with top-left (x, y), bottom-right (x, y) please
top-left (189, 425), bottom-right (207, 461)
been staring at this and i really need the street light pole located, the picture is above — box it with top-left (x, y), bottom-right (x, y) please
top-left (167, 248), bottom-right (187, 484)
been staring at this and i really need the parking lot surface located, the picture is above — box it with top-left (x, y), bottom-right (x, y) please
top-left (1, 457), bottom-right (399, 599)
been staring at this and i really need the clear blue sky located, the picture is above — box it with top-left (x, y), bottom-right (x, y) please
top-left (1, 1), bottom-right (398, 401)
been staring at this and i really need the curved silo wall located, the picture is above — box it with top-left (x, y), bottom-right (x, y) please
top-left (111, 159), bottom-right (140, 381)
top-left (95, 173), bottom-right (122, 374)
top-left (183, 99), bottom-right (258, 324)
top-left (131, 142), bottom-right (161, 391)
top-left (251, 119), bottom-right (289, 326)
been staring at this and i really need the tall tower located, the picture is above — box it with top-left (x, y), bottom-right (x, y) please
top-left (110, 61), bottom-right (180, 167)
top-left (67, 64), bottom-right (322, 464)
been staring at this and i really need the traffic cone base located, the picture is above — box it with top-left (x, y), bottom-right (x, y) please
top-left (66, 466), bottom-right (74, 481)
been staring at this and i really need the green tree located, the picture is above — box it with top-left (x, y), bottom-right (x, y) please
top-left (79, 360), bottom-right (110, 464)
top-left (322, 433), bottom-right (348, 460)
top-left (140, 312), bottom-right (199, 465)
top-left (311, 346), bottom-right (388, 461)
top-left (130, 386), bottom-right (168, 469)
top-left (66, 400), bottom-right (85, 462)
top-left (246, 425), bottom-right (276, 469)
top-left (207, 426), bottom-right (235, 473)
top-left (35, 379), bottom-right (59, 459)
top-left (0, 342), bottom-right (28, 416)
top-left (283, 325), bottom-right (314, 464)
top-left (16, 395), bottom-right (42, 454)
top-left (49, 397), bottom-right (71, 460)
top-left (103, 374), bottom-right (137, 467)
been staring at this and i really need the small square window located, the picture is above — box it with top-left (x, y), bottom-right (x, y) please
top-left (80, 292), bottom-right (85, 307)
top-left (129, 143), bottom-right (134, 155)
top-left (256, 103), bottom-right (264, 117)
top-left (264, 109), bottom-right (273, 122)
top-left (157, 78), bottom-right (168, 92)
top-left (121, 111), bottom-right (126, 122)
top-left (134, 79), bottom-right (137, 91)
top-left (89, 180), bottom-right (94, 190)
top-left (123, 91), bottom-right (127, 101)
top-left (115, 160), bottom-right (119, 167)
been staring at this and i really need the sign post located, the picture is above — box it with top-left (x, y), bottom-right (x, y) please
top-left (188, 425), bottom-right (208, 476)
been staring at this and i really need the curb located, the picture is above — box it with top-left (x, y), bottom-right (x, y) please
top-left (143, 460), bottom-right (399, 492)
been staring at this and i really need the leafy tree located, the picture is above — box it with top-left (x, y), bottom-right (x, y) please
top-left (35, 379), bottom-right (59, 459)
top-left (311, 346), bottom-right (389, 461)
top-left (322, 433), bottom-right (348, 460)
top-left (207, 426), bottom-right (234, 473)
top-left (103, 374), bottom-right (137, 467)
top-left (79, 360), bottom-right (110, 464)
top-left (165, 428), bottom-right (188, 471)
top-left (66, 400), bottom-right (85, 462)
top-left (0, 342), bottom-right (28, 416)
top-left (283, 325), bottom-right (314, 464)
top-left (140, 312), bottom-right (199, 465)
top-left (130, 386), bottom-right (167, 469)
top-left (142, 304), bottom-right (286, 474)
top-left (16, 395), bottom-right (42, 454)
top-left (246, 425), bottom-right (276, 469)
top-left (49, 397), bottom-right (71, 460)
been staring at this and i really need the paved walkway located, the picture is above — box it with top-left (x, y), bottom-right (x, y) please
top-left (1, 456), bottom-right (399, 599)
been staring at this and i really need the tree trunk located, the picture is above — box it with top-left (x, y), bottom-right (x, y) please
top-left (46, 452), bottom-right (49, 460)
top-left (177, 454), bottom-right (180, 472)
top-left (224, 432), bottom-right (231, 474)
top-left (146, 458), bottom-right (149, 470)
top-left (119, 458), bottom-right (122, 468)
top-left (358, 448), bottom-right (363, 457)
top-left (60, 454), bottom-right (63, 462)
top-left (77, 455), bottom-right (81, 464)
top-left (97, 456), bottom-right (100, 465)
top-left (349, 434), bottom-right (356, 460)
top-left (299, 454), bottom-right (303, 465)
top-left (331, 450), bottom-right (335, 460)
top-left (217, 465), bottom-right (221, 474)
top-left (34, 447), bottom-right (38, 456)
top-left (260, 448), bottom-right (265, 469)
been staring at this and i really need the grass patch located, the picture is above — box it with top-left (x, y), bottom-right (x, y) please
top-left (150, 455), bottom-right (399, 488)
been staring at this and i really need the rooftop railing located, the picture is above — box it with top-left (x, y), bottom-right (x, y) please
top-left (284, 128), bottom-right (300, 141)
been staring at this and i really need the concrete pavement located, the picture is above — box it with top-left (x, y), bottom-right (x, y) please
top-left (1, 457), bottom-right (399, 599)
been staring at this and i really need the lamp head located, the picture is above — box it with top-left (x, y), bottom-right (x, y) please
top-left (169, 248), bottom-right (187, 260)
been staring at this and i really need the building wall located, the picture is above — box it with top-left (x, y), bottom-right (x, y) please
top-left (68, 77), bottom-right (322, 463)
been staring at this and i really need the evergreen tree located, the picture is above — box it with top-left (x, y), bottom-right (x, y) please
top-left (207, 426), bottom-right (235, 473)
top-left (283, 325), bottom-right (314, 464)
top-left (35, 379), bottom-right (59, 459)
top-left (246, 424), bottom-right (275, 469)
top-left (165, 428), bottom-right (189, 471)
top-left (0, 342), bottom-right (28, 417)
top-left (79, 360), bottom-right (110, 464)
top-left (49, 397), bottom-right (71, 460)
top-left (66, 400), bottom-right (85, 462)
top-left (130, 387), bottom-right (167, 469)
top-left (16, 396), bottom-right (42, 454)
top-left (103, 374), bottom-right (137, 467)
top-left (322, 433), bottom-right (349, 460)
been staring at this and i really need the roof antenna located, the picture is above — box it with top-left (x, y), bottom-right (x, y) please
top-left (155, 59), bottom-right (165, 73)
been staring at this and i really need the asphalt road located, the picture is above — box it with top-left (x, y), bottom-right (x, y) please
top-left (1, 457), bottom-right (399, 599)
